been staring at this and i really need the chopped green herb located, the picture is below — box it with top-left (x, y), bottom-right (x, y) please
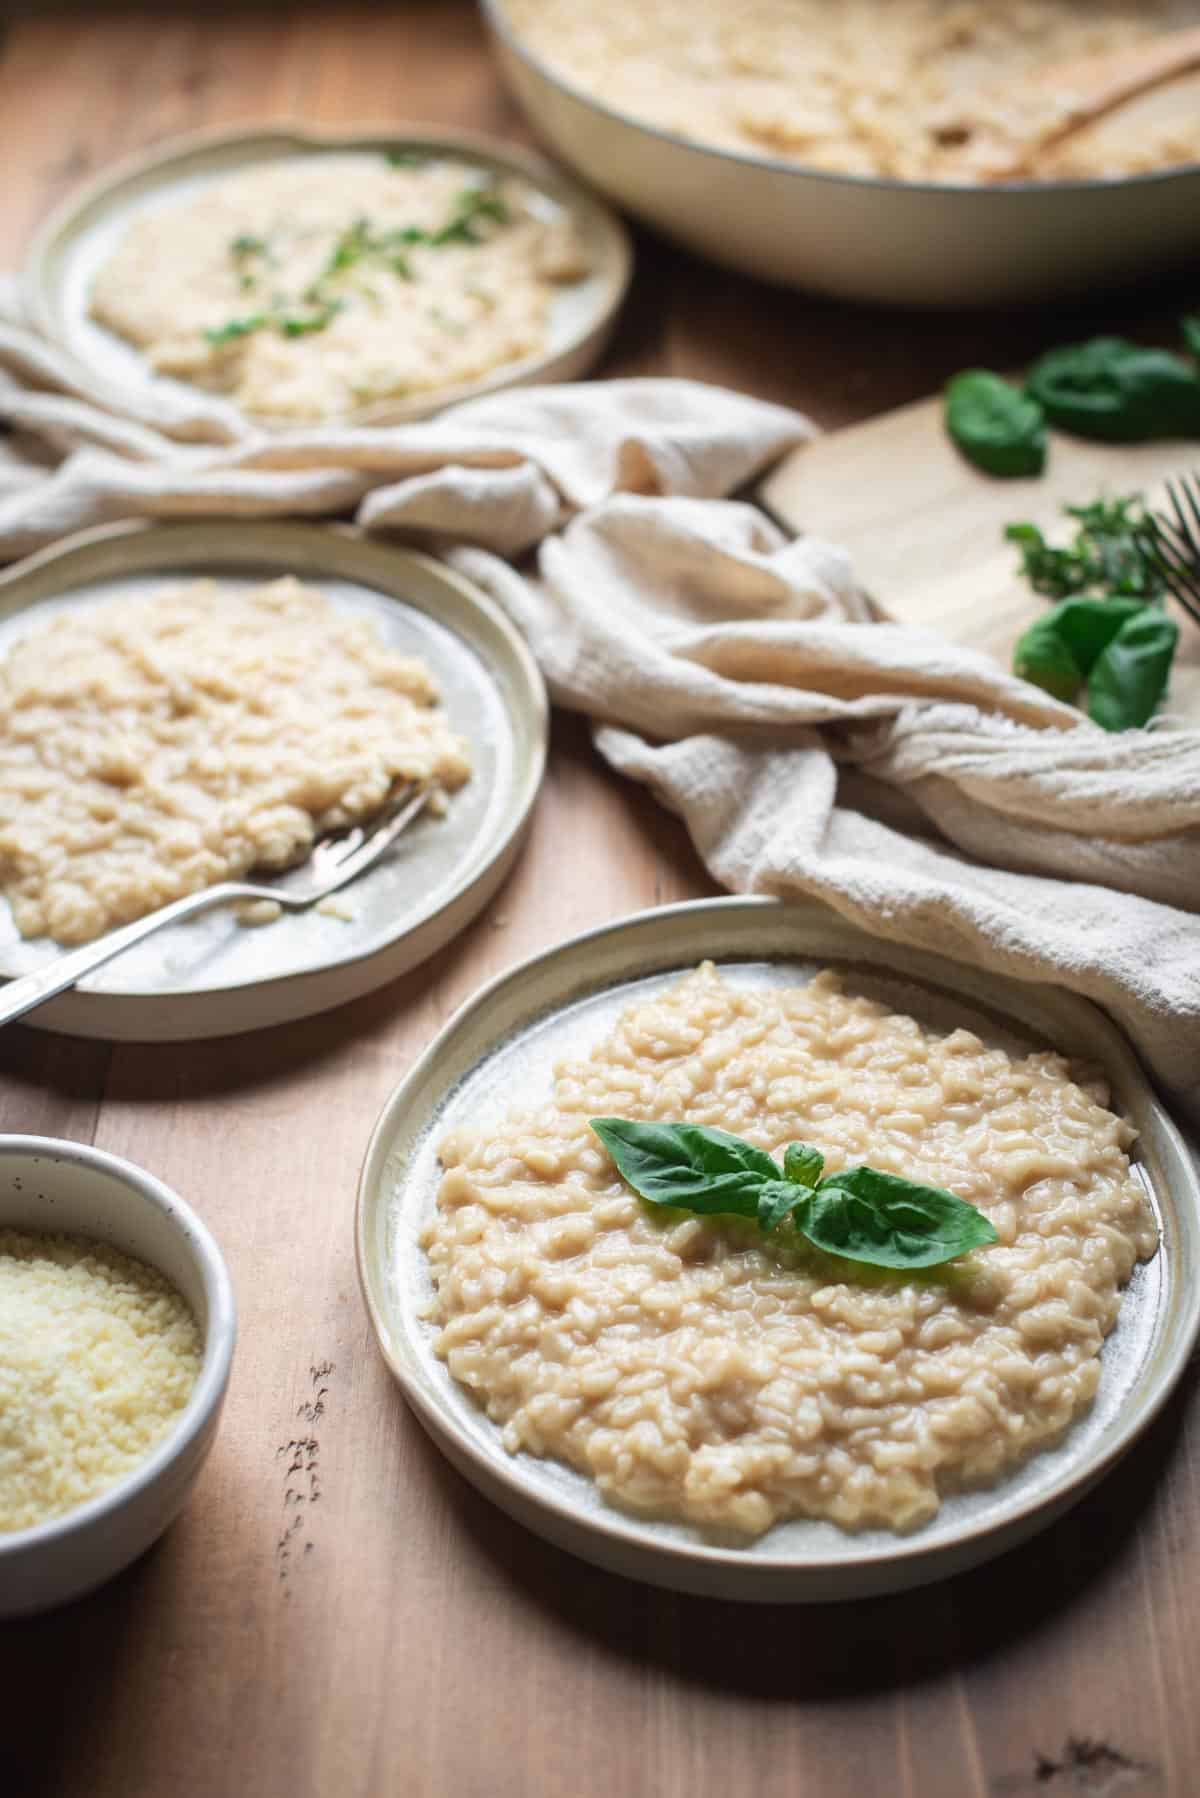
top-left (230, 233), bottom-right (270, 259)
top-left (431, 183), bottom-right (510, 246)
top-left (589, 1118), bottom-right (997, 1272)
top-left (384, 148), bottom-right (431, 169)
top-left (279, 299), bottom-right (343, 337)
top-left (1004, 496), bottom-right (1165, 603)
top-left (944, 370), bottom-right (1046, 477)
top-left (1183, 315), bottom-right (1200, 360)
top-left (204, 314), bottom-right (267, 344)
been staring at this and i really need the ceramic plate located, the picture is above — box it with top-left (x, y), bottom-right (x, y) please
top-left (24, 122), bottom-right (632, 432)
top-left (0, 520), bottom-right (547, 1040)
top-left (357, 896), bottom-right (1200, 1601)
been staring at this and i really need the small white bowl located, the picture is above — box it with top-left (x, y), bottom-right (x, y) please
top-left (0, 1136), bottom-right (236, 1617)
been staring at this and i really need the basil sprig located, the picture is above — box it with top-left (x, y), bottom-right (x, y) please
top-left (1006, 495), bottom-right (1179, 729)
top-left (589, 1119), bottom-right (997, 1271)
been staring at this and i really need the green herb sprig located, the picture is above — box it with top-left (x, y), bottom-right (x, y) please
top-left (203, 179), bottom-right (511, 348)
top-left (1005, 494), bottom-right (1179, 729)
top-left (1005, 496), bottom-right (1165, 603)
top-left (589, 1119), bottom-right (997, 1272)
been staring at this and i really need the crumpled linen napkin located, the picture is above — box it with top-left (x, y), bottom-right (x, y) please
top-left (3, 271), bottom-right (1199, 1122)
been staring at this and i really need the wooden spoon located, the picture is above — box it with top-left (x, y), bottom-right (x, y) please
top-left (935, 23), bottom-right (1200, 177)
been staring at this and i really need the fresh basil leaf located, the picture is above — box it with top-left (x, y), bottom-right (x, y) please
top-left (783, 1143), bottom-right (824, 1188)
top-left (588, 1118), bottom-right (778, 1217)
top-left (1087, 606), bottom-right (1178, 731)
top-left (799, 1167), bottom-right (997, 1269)
top-left (944, 370), bottom-right (1046, 477)
top-left (1012, 609), bottom-right (1084, 700)
top-left (1045, 596), bottom-right (1147, 674)
top-left (1026, 337), bottom-right (1200, 442)
top-left (757, 1180), bottom-right (806, 1233)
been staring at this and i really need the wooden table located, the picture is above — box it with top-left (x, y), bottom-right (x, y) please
top-left (2, 8), bottom-right (1198, 1796)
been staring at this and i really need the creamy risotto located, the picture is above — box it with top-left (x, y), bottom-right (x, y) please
top-left (503, 0), bottom-right (1197, 183)
top-left (0, 578), bottom-right (471, 945)
top-left (90, 154), bottom-right (590, 420)
top-left (423, 965), bottom-right (1156, 1536)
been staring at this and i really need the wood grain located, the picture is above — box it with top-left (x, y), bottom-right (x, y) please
top-left (763, 396), bottom-right (1200, 721)
top-left (1, 7), bottom-right (1199, 1798)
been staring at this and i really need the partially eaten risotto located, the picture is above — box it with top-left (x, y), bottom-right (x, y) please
top-left (0, 578), bottom-right (471, 945)
top-left (422, 965), bottom-right (1157, 1536)
top-left (502, 0), bottom-right (1197, 183)
top-left (90, 153), bottom-right (591, 420)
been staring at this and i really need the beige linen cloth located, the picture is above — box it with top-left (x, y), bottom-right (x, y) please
top-left (2, 274), bottom-right (1199, 1121)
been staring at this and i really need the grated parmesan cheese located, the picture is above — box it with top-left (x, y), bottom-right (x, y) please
top-left (0, 1231), bottom-right (203, 1534)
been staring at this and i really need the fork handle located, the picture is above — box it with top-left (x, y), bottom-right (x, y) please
top-left (0, 883), bottom-right (239, 1029)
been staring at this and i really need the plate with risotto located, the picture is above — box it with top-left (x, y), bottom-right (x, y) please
top-left (24, 124), bottom-right (631, 433)
top-left (0, 519), bottom-right (546, 1040)
top-left (357, 895), bottom-right (1200, 1600)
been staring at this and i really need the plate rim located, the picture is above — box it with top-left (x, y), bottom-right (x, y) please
top-left (356, 892), bottom-right (1200, 1600)
top-left (0, 516), bottom-right (549, 1030)
top-left (22, 119), bottom-right (633, 433)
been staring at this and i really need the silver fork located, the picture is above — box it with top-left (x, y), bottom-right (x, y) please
top-left (0, 783), bottom-right (430, 1030)
top-left (1144, 474), bottom-right (1200, 627)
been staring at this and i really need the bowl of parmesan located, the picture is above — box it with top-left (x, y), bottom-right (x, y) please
top-left (0, 1137), bottom-right (236, 1617)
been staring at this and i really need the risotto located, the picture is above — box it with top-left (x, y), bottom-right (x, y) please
top-left (90, 154), bottom-right (590, 421)
top-left (501, 0), bottom-right (1198, 183)
top-left (0, 578), bottom-right (472, 945)
top-left (423, 964), bottom-right (1157, 1536)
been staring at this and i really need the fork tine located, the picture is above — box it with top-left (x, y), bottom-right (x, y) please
top-left (1179, 472), bottom-right (1200, 545)
top-left (1146, 478), bottom-right (1200, 627)
top-left (313, 784), bottom-right (430, 895)
top-left (311, 823), bottom-right (367, 869)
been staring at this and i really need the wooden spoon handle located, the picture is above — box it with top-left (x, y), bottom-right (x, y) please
top-left (1034, 22), bottom-right (1200, 122)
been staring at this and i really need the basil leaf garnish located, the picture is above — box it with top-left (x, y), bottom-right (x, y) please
top-left (589, 1119), bottom-right (997, 1272)
top-left (783, 1143), bottom-right (824, 1188)
top-left (944, 370), bottom-right (1046, 477)
top-left (589, 1118), bottom-right (778, 1217)
top-left (1012, 591), bottom-right (1175, 729)
top-left (1026, 337), bottom-right (1200, 443)
top-left (1086, 606), bottom-right (1178, 732)
top-left (800, 1167), bottom-right (998, 1269)
top-left (757, 1180), bottom-right (807, 1234)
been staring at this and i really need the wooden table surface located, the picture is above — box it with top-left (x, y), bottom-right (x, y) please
top-left (2, 7), bottom-right (1198, 1796)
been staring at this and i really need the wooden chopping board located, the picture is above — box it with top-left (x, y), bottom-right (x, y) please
top-left (759, 392), bottom-right (1200, 724)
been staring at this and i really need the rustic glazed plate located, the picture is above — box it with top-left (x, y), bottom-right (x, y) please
top-left (24, 123), bottom-right (632, 433)
top-left (481, 0), bottom-right (1200, 306)
top-left (357, 895), bottom-right (1200, 1602)
top-left (0, 520), bottom-right (547, 1040)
